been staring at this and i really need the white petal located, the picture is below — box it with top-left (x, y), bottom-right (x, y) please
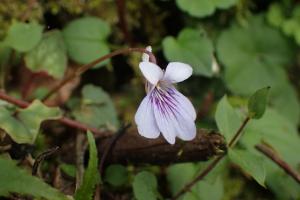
top-left (163, 62), bottom-right (193, 83)
top-left (135, 94), bottom-right (160, 139)
top-left (142, 46), bottom-right (152, 62)
top-left (139, 62), bottom-right (163, 85)
top-left (152, 87), bottom-right (196, 144)
top-left (153, 103), bottom-right (176, 144)
top-left (172, 92), bottom-right (197, 140)
top-left (173, 89), bottom-right (196, 120)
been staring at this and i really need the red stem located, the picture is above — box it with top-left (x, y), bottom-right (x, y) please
top-left (0, 91), bottom-right (111, 137)
top-left (42, 48), bottom-right (156, 102)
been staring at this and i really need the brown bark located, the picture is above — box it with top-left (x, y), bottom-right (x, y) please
top-left (97, 128), bottom-right (226, 165)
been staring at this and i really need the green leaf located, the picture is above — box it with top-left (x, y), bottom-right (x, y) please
top-left (162, 28), bottom-right (214, 77)
top-left (72, 84), bottom-right (119, 129)
top-left (176, 0), bottom-right (236, 18)
top-left (60, 164), bottom-right (76, 178)
top-left (267, 3), bottom-right (286, 28)
top-left (271, 83), bottom-right (300, 126)
top-left (25, 30), bottom-right (67, 78)
top-left (167, 163), bottom-right (225, 200)
top-left (193, 176), bottom-right (224, 200)
top-left (248, 87), bottom-right (270, 119)
top-left (104, 164), bottom-right (128, 187)
top-left (242, 108), bottom-right (300, 167)
top-left (228, 149), bottom-right (266, 187)
top-left (167, 163), bottom-right (197, 195)
top-left (5, 21), bottom-right (43, 52)
top-left (0, 156), bottom-right (68, 200)
top-left (63, 17), bottom-right (110, 67)
top-left (75, 132), bottom-right (99, 200)
top-left (217, 15), bottom-right (300, 124)
top-left (0, 100), bottom-right (62, 144)
top-left (215, 96), bottom-right (241, 142)
top-left (217, 15), bottom-right (293, 95)
top-left (133, 171), bottom-right (159, 200)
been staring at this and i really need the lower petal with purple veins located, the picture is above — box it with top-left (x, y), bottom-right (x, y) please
top-left (151, 86), bottom-right (196, 144)
top-left (135, 94), bottom-right (160, 139)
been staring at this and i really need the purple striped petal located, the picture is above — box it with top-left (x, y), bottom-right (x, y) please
top-left (151, 87), bottom-right (196, 144)
top-left (135, 94), bottom-right (160, 139)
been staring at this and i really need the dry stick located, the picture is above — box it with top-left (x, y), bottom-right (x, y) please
top-left (172, 116), bottom-right (251, 200)
top-left (32, 146), bottom-right (59, 176)
top-left (42, 48), bottom-right (156, 101)
top-left (0, 91), bottom-right (111, 137)
top-left (255, 143), bottom-right (300, 184)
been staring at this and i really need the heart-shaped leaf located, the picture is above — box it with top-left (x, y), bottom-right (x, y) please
top-left (63, 17), bottom-right (110, 67)
top-left (163, 28), bottom-right (214, 77)
top-left (25, 30), bottom-right (67, 78)
top-left (0, 100), bottom-right (62, 144)
top-left (5, 21), bottom-right (43, 52)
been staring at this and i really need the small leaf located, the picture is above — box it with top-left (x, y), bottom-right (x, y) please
top-left (0, 156), bottom-right (68, 200)
top-left (228, 149), bottom-right (266, 187)
top-left (25, 30), bottom-right (67, 78)
top-left (63, 17), bottom-right (110, 67)
top-left (0, 100), bottom-right (62, 144)
top-left (176, 0), bottom-right (236, 18)
top-left (267, 3), bottom-right (285, 28)
top-left (248, 87), bottom-right (270, 119)
top-left (5, 21), bottom-right (43, 52)
top-left (162, 28), bottom-right (214, 77)
top-left (104, 164), bottom-right (128, 187)
top-left (133, 171), bottom-right (159, 200)
top-left (75, 132), bottom-right (99, 200)
top-left (215, 96), bottom-right (241, 142)
top-left (60, 164), bottom-right (76, 178)
top-left (167, 163), bottom-right (196, 195)
top-left (72, 84), bottom-right (119, 129)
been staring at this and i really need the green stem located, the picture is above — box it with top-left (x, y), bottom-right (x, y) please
top-left (171, 116), bottom-right (251, 200)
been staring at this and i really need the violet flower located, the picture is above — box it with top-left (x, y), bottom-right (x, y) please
top-left (135, 47), bottom-right (196, 144)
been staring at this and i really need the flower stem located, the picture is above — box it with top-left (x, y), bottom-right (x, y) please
top-left (171, 116), bottom-right (251, 200)
top-left (255, 143), bottom-right (300, 184)
top-left (42, 47), bottom-right (156, 102)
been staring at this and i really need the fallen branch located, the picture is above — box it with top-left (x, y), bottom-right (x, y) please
top-left (97, 129), bottom-right (226, 165)
top-left (255, 143), bottom-right (300, 184)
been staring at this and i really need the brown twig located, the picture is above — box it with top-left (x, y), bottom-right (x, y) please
top-left (42, 48), bottom-right (156, 101)
top-left (255, 143), bottom-right (300, 184)
top-left (172, 117), bottom-right (251, 200)
top-left (32, 146), bottom-right (59, 176)
top-left (0, 90), bottom-right (111, 137)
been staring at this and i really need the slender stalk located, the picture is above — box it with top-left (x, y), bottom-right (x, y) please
top-left (171, 156), bottom-right (224, 199)
top-left (255, 143), bottom-right (300, 184)
top-left (0, 91), bottom-right (111, 137)
top-left (32, 146), bottom-right (59, 176)
top-left (172, 116), bottom-right (251, 200)
top-left (42, 48), bottom-right (156, 101)
top-left (228, 117), bottom-right (250, 148)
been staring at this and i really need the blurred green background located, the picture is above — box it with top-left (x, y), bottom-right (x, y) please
top-left (0, 0), bottom-right (300, 200)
